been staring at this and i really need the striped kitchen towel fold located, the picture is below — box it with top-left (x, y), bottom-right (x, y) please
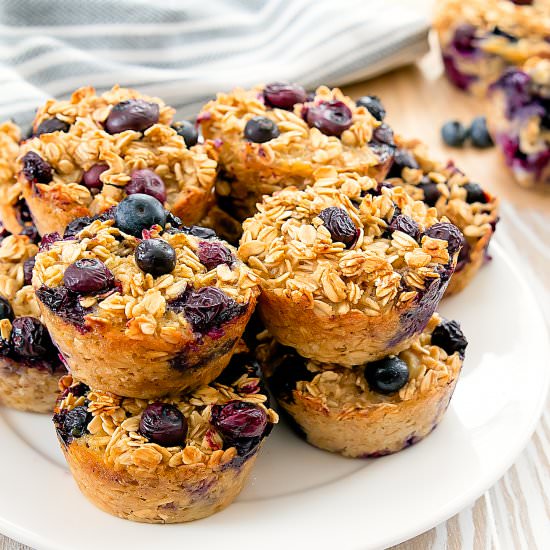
top-left (0, 0), bottom-right (429, 125)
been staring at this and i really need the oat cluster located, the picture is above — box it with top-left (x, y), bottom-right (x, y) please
top-left (239, 182), bottom-right (449, 317)
top-left (0, 122), bottom-right (22, 218)
top-left (56, 373), bottom-right (278, 473)
top-left (33, 219), bottom-right (259, 340)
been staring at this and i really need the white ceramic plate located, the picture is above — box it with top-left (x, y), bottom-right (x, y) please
top-left (0, 243), bottom-right (548, 550)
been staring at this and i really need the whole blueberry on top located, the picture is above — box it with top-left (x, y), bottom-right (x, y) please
top-left (365, 356), bottom-right (409, 394)
top-left (372, 122), bottom-right (395, 146)
top-left (463, 182), bottom-right (488, 204)
top-left (0, 296), bottom-right (14, 321)
top-left (318, 207), bottom-right (358, 247)
top-left (387, 148), bottom-right (419, 178)
top-left (23, 257), bottom-right (36, 286)
top-left (305, 100), bottom-right (353, 137)
top-left (125, 169), bottom-right (167, 204)
top-left (424, 222), bottom-right (464, 257)
top-left (441, 120), bottom-right (468, 147)
top-left (469, 116), bottom-right (494, 148)
top-left (21, 151), bottom-right (53, 184)
top-left (356, 95), bottom-right (386, 121)
top-left (197, 241), bottom-right (234, 271)
top-left (139, 402), bottom-right (188, 447)
top-left (244, 116), bottom-right (280, 143)
top-left (82, 164), bottom-right (108, 191)
top-left (418, 179), bottom-right (441, 207)
top-left (135, 239), bottom-right (177, 277)
top-left (114, 194), bottom-right (167, 237)
top-left (263, 82), bottom-right (307, 110)
top-left (34, 117), bottom-right (70, 137)
top-left (10, 317), bottom-right (55, 358)
top-left (389, 214), bottom-right (421, 241)
top-left (63, 258), bottom-right (115, 294)
top-left (211, 401), bottom-right (267, 440)
top-left (172, 120), bottom-right (199, 148)
top-left (104, 99), bottom-right (160, 134)
top-left (431, 319), bottom-right (468, 357)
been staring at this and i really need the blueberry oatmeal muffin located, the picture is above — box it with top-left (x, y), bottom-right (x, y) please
top-left (258, 314), bottom-right (466, 457)
top-left (434, 0), bottom-right (550, 95)
top-left (53, 354), bottom-right (278, 523)
top-left (0, 234), bottom-right (65, 412)
top-left (33, 195), bottom-right (260, 398)
top-left (17, 85), bottom-right (217, 235)
top-left (198, 83), bottom-right (395, 220)
top-left (385, 136), bottom-right (499, 295)
top-left (488, 57), bottom-right (550, 189)
top-left (239, 182), bottom-right (462, 365)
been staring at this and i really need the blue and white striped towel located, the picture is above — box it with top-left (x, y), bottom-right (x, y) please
top-left (0, 0), bottom-right (430, 125)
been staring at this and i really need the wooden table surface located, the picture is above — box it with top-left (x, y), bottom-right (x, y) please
top-left (2, 42), bottom-right (549, 550)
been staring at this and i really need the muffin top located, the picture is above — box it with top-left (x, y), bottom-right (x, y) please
top-left (239, 181), bottom-right (462, 316)
top-left (53, 353), bottom-right (278, 473)
top-left (198, 84), bottom-right (394, 175)
top-left (435, 0), bottom-right (550, 57)
top-left (18, 85), bottom-right (217, 217)
top-left (33, 202), bottom-right (260, 341)
top-left (259, 314), bottom-right (466, 411)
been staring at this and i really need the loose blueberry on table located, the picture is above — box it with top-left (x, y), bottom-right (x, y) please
top-left (441, 120), bottom-right (469, 147)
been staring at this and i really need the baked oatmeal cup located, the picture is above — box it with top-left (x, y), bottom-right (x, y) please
top-left (33, 195), bottom-right (260, 398)
top-left (258, 314), bottom-right (466, 457)
top-left (0, 233), bottom-right (65, 412)
top-left (488, 57), bottom-right (550, 189)
top-left (385, 136), bottom-right (499, 295)
top-left (239, 182), bottom-right (462, 366)
top-left (434, 0), bottom-right (550, 95)
top-left (53, 353), bottom-right (278, 523)
top-left (17, 85), bottom-right (217, 236)
top-left (199, 83), bottom-right (395, 220)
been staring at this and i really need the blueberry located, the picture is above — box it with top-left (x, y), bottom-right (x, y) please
top-left (363, 181), bottom-right (394, 197)
top-left (431, 319), bottom-right (468, 357)
top-left (469, 116), bottom-right (494, 148)
top-left (23, 257), bottom-right (36, 286)
top-left (365, 356), bottom-right (409, 394)
top-left (82, 164), bottom-right (108, 191)
top-left (56, 406), bottom-right (91, 442)
top-left (35, 285), bottom-right (90, 330)
top-left (104, 99), bottom-right (159, 134)
top-left (372, 123), bottom-right (395, 145)
top-left (387, 148), bottom-right (419, 178)
top-left (9, 317), bottom-right (55, 358)
top-left (34, 117), bottom-right (70, 137)
top-left (125, 169), bottom-right (167, 203)
top-left (263, 82), bottom-right (307, 110)
top-left (63, 258), bottom-right (115, 294)
top-left (451, 24), bottom-right (478, 55)
top-left (356, 95), bottom-right (386, 121)
top-left (211, 401), bottom-right (267, 440)
top-left (172, 120), bottom-right (199, 148)
top-left (197, 241), bottom-right (234, 271)
top-left (441, 121), bottom-right (468, 147)
top-left (424, 222), bottom-right (464, 257)
top-left (39, 232), bottom-right (62, 252)
top-left (139, 403), bottom-right (188, 447)
top-left (418, 179), bottom-right (441, 207)
top-left (389, 214), bottom-right (421, 240)
top-left (318, 207), bottom-right (358, 247)
top-left (244, 116), bottom-right (280, 143)
top-left (135, 239), bottom-right (176, 277)
top-left (180, 225), bottom-right (216, 239)
top-left (21, 151), bottom-right (53, 184)
top-left (463, 182), bottom-right (488, 204)
top-left (63, 216), bottom-right (93, 239)
top-left (305, 100), bottom-right (353, 137)
top-left (0, 297), bottom-right (14, 321)
top-left (114, 194), bottom-right (167, 237)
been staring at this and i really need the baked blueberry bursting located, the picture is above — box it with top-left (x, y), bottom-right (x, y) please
top-left (125, 169), bottom-right (167, 203)
top-left (114, 194), bottom-right (167, 237)
top-left (23, 257), bottom-right (36, 286)
top-left (267, 350), bottom-right (313, 403)
top-left (197, 241), bottom-right (234, 271)
top-left (244, 116), bottom-right (280, 143)
top-left (135, 239), bottom-right (177, 277)
top-left (21, 151), bottom-right (53, 184)
top-left (365, 356), bottom-right (410, 394)
top-left (139, 403), bottom-right (188, 447)
top-left (387, 147), bottom-right (419, 178)
top-left (104, 99), bottom-right (160, 134)
top-left (36, 286), bottom-right (92, 330)
top-left (389, 214), bottom-right (421, 241)
top-left (463, 182), bottom-right (487, 204)
top-left (82, 164), bottom-right (108, 192)
top-left (54, 405), bottom-right (92, 445)
top-left (63, 258), bottom-right (115, 294)
top-left (431, 319), bottom-right (468, 357)
top-left (172, 120), bottom-right (199, 147)
top-left (172, 225), bottom-right (217, 239)
top-left (356, 95), bottom-right (386, 121)
top-left (305, 100), bottom-right (353, 137)
top-left (451, 24), bottom-right (478, 56)
top-left (424, 222), bottom-right (464, 256)
top-left (9, 316), bottom-right (56, 359)
top-left (263, 82), bottom-right (307, 110)
top-left (318, 207), bottom-right (358, 248)
top-left (0, 296), bottom-right (14, 321)
top-left (418, 179), bottom-right (441, 207)
top-left (33, 117), bottom-right (70, 137)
